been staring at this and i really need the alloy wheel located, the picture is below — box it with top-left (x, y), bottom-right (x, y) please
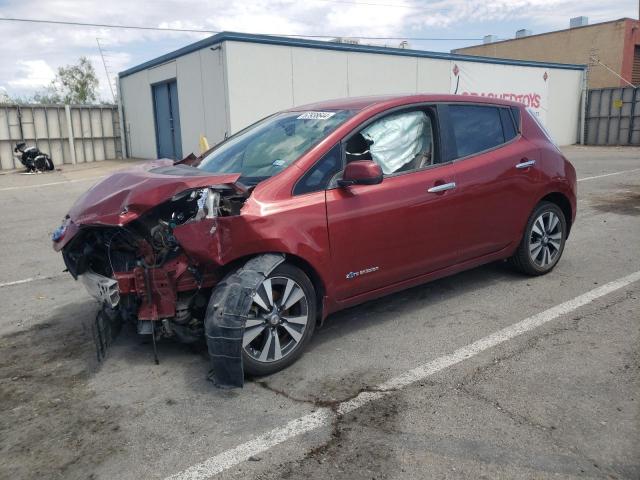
top-left (528, 210), bottom-right (563, 268)
top-left (243, 276), bottom-right (309, 363)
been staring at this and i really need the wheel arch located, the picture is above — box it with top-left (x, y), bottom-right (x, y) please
top-left (219, 251), bottom-right (328, 324)
top-left (538, 191), bottom-right (573, 236)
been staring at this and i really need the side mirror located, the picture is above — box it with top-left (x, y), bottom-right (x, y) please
top-left (338, 160), bottom-right (383, 187)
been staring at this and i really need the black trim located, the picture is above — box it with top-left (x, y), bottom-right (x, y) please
top-left (293, 143), bottom-right (342, 196)
top-left (510, 106), bottom-right (522, 133)
top-left (498, 107), bottom-right (517, 142)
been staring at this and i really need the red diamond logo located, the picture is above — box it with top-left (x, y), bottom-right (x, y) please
top-left (543, 71), bottom-right (548, 81)
top-left (453, 64), bottom-right (459, 76)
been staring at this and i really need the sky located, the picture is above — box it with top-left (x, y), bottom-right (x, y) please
top-left (0, 0), bottom-right (636, 102)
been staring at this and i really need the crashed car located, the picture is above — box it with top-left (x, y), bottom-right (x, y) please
top-left (53, 94), bottom-right (576, 387)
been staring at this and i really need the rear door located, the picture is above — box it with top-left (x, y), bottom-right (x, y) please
top-left (445, 104), bottom-right (541, 261)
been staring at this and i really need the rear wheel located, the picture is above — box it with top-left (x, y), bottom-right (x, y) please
top-left (509, 201), bottom-right (567, 276)
top-left (242, 264), bottom-right (316, 376)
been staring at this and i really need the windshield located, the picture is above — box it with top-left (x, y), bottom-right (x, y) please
top-left (197, 109), bottom-right (355, 184)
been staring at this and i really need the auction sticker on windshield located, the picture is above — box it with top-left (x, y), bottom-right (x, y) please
top-left (297, 111), bottom-right (336, 120)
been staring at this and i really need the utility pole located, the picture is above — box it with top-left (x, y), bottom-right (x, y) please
top-left (96, 38), bottom-right (116, 103)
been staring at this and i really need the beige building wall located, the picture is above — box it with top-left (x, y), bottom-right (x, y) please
top-left (120, 35), bottom-right (585, 159)
top-left (225, 41), bottom-right (582, 145)
top-left (119, 49), bottom-right (228, 159)
top-left (454, 19), bottom-right (633, 89)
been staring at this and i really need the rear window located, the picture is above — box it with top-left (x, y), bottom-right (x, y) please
top-left (449, 105), bottom-right (505, 158)
top-left (499, 108), bottom-right (517, 142)
top-left (511, 106), bottom-right (521, 132)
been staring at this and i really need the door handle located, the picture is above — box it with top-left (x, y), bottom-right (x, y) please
top-left (515, 159), bottom-right (536, 169)
top-left (427, 182), bottom-right (456, 193)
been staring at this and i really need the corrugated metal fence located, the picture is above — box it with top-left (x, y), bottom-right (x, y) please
top-left (0, 104), bottom-right (122, 170)
top-left (585, 87), bottom-right (640, 145)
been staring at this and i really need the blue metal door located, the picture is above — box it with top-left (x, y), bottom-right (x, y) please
top-left (152, 80), bottom-right (182, 159)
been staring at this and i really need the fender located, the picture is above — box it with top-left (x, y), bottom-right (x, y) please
top-left (510, 183), bottom-right (575, 250)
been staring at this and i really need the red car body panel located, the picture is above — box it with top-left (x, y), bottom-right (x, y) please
top-left (325, 162), bottom-right (462, 300)
top-left (54, 160), bottom-right (241, 251)
top-left (54, 94), bottom-right (577, 323)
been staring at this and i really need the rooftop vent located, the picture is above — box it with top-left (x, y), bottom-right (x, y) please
top-left (483, 35), bottom-right (498, 44)
top-left (516, 29), bottom-right (532, 38)
top-left (331, 37), bottom-right (360, 45)
top-left (570, 16), bottom-right (588, 28)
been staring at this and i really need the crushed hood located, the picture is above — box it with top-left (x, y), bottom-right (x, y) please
top-left (67, 160), bottom-right (241, 226)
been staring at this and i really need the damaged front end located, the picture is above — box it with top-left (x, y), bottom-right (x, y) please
top-left (55, 170), bottom-right (251, 365)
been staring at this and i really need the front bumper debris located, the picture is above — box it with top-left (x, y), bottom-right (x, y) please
top-left (93, 306), bottom-right (122, 361)
top-left (79, 271), bottom-right (120, 308)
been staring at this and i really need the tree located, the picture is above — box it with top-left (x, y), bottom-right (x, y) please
top-left (30, 88), bottom-right (62, 104)
top-left (9, 57), bottom-right (101, 105)
top-left (52, 57), bottom-right (99, 104)
top-left (0, 87), bottom-right (10, 104)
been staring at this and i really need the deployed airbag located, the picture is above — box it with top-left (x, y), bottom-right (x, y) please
top-left (361, 111), bottom-right (427, 174)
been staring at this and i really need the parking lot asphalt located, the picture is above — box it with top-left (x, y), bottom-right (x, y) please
top-left (0, 146), bottom-right (638, 480)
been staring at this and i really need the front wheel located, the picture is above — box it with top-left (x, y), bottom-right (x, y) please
top-left (242, 264), bottom-right (316, 376)
top-left (509, 201), bottom-right (567, 276)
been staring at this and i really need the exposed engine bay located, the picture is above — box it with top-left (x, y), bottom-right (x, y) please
top-left (60, 180), bottom-right (250, 360)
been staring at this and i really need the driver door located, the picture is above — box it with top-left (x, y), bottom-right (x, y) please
top-left (325, 107), bottom-right (461, 300)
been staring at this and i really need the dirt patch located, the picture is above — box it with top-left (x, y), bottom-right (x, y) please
top-left (264, 395), bottom-right (401, 480)
top-left (0, 301), bottom-right (126, 480)
top-left (590, 184), bottom-right (640, 216)
top-left (254, 375), bottom-right (403, 480)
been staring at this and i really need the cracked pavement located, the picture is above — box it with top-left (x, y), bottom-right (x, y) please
top-left (0, 146), bottom-right (639, 479)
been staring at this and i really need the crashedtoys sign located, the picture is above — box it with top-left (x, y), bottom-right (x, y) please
top-left (451, 62), bottom-right (549, 122)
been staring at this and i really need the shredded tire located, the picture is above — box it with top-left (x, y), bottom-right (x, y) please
top-left (204, 253), bottom-right (285, 388)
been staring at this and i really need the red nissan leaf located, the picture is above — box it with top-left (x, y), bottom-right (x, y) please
top-left (53, 94), bottom-right (576, 387)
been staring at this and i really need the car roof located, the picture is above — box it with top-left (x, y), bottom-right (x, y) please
top-left (289, 94), bottom-right (523, 113)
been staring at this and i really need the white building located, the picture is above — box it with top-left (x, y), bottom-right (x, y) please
top-left (118, 32), bottom-right (586, 160)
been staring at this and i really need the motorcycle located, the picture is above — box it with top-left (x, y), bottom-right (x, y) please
top-left (13, 142), bottom-right (54, 172)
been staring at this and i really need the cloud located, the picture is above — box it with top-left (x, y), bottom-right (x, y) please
top-left (0, 0), bottom-right (636, 101)
top-left (405, 0), bottom-right (636, 31)
top-left (7, 60), bottom-right (56, 88)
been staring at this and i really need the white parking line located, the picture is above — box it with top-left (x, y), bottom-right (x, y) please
top-left (0, 274), bottom-right (64, 288)
top-left (165, 270), bottom-right (640, 480)
top-left (577, 167), bottom-right (640, 182)
top-left (0, 176), bottom-right (103, 192)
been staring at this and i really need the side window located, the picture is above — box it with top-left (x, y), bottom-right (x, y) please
top-left (293, 144), bottom-right (341, 195)
top-left (510, 106), bottom-right (521, 132)
top-left (499, 107), bottom-right (517, 142)
top-left (449, 105), bottom-right (505, 158)
top-left (345, 110), bottom-right (435, 175)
